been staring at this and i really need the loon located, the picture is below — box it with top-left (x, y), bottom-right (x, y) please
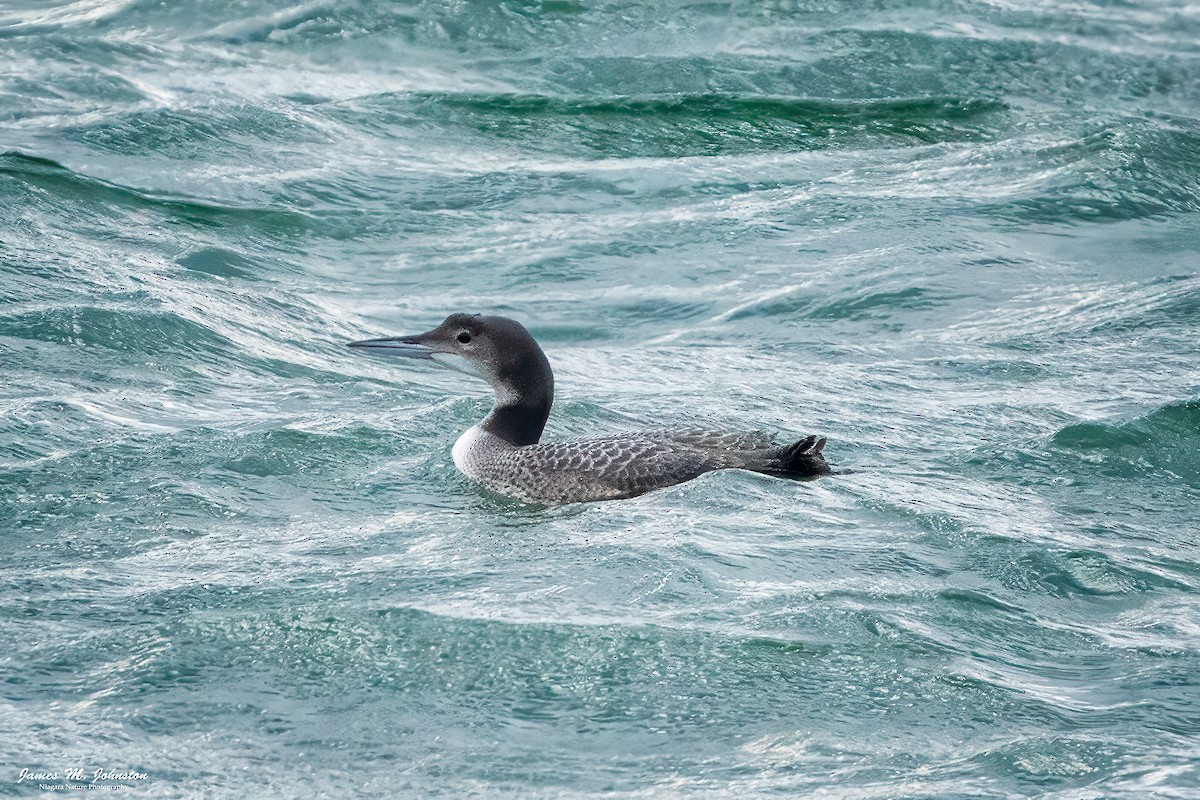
top-left (349, 313), bottom-right (831, 505)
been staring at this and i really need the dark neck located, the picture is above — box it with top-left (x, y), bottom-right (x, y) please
top-left (479, 342), bottom-right (554, 447)
top-left (481, 399), bottom-right (552, 447)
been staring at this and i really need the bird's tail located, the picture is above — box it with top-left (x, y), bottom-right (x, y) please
top-left (765, 434), bottom-right (831, 477)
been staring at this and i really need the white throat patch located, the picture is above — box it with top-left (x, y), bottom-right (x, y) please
top-left (430, 352), bottom-right (490, 381)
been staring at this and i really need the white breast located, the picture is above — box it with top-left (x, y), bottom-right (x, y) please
top-left (451, 425), bottom-right (487, 477)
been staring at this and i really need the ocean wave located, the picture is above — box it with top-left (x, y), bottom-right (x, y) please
top-left (999, 121), bottom-right (1200, 223)
top-left (61, 104), bottom-right (328, 159)
top-left (0, 304), bottom-right (235, 356)
top-left (1052, 400), bottom-right (1200, 487)
top-left (320, 91), bottom-right (1005, 161)
top-left (0, 151), bottom-right (313, 235)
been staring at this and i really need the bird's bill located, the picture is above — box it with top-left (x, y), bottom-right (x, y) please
top-left (346, 335), bottom-right (436, 359)
top-left (348, 327), bottom-right (486, 380)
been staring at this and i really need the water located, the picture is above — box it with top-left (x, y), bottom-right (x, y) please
top-left (2, 0), bottom-right (1199, 797)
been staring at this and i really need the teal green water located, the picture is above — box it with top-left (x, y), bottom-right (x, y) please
top-left (2, 1), bottom-right (1199, 797)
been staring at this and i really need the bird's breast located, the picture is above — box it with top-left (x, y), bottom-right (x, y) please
top-left (451, 425), bottom-right (488, 477)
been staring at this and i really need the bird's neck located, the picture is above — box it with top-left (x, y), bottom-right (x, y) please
top-left (479, 366), bottom-right (554, 447)
top-left (481, 398), bottom-right (551, 447)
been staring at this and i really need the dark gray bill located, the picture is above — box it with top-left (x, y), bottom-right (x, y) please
top-left (346, 336), bottom-right (435, 359)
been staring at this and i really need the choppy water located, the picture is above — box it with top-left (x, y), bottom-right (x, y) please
top-left (2, 1), bottom-right (1199, 797)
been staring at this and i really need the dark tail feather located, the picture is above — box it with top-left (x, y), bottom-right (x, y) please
top-left (769, 434), bottom-right (831, 477)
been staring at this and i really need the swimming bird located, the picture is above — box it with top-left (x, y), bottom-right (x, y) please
top-left (349, 313), bottom-right (831, 505)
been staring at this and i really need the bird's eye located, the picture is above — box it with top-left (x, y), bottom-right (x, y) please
top-left (456, 331), bottom-right (471, 344)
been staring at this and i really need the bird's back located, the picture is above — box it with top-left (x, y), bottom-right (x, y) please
top-left (455, 427), bottom-right (828, 505)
